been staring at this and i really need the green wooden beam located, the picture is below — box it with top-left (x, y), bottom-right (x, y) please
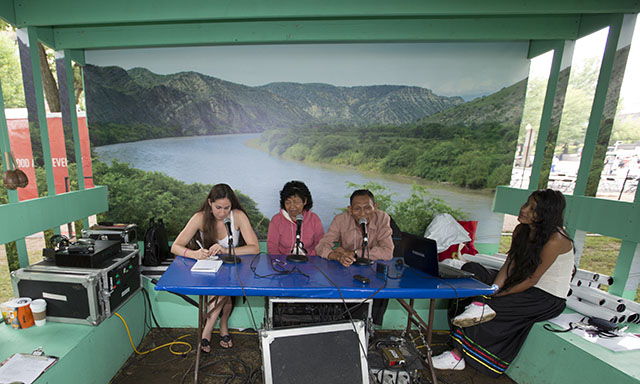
top-left (609, 241), bottom-right (639, 297)
top-left (0, 0), bottom-right (16, 25)
top-left (0, 187), bottom-right (108, 245)
top-left (0, 79), bottom-right (11, 160)
top-left (574, 15), bottom-right (623, 196)
top-left (527, 42), bottom-right (565, 189)
top-left (579, 13), bottom-right (625, 37)
top-left (527, 39), bottom-right (563, 59)
top-left (0, 75), bottom-right (30, 268)
top-left (34, 26), bottom-right (54, 49)
top-left (493, 186), bottom-right (531, 216)
top-left (57, 50), bottom-right (85, 191)
top-left (68, 49), bottom-right (85, 66)
top-left (12, 0), bottom-right (640, 27)
top-left (25, 27), bottom-right (56, 197)
top-left (494, 186), bottom-right (640, 242)
top-left (51, 16), bottom-right (581, 50)
top-left (610, 172), bottom-right (640, 298)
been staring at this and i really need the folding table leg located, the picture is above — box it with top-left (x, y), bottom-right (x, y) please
top-left (194, 295), bottom-right (207, 384)
top-left (396, 298), bottom-right (439, 384)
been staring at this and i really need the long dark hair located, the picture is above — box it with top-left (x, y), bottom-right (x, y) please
top-left (503, 189), bottom-right (569, 290)
top-left (198, 183), bottom-right (247, 248)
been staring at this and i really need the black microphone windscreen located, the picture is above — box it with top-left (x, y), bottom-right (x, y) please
top-left (359, 217), bottom-right (367, 225)
top-left (296, 214), bottom-right (304, 222)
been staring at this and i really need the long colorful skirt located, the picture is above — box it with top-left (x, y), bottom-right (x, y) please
top-left (450, 262), bottom-right (566, 377)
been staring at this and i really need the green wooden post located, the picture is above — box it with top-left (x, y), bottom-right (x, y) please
top-left (573, 16), bottom-right (623, 196)
top-left (26, 27), bottom-right (56, 198)
top-left (0, 79), bottom-right (30, 268)
top-left (56, 49), bottom-right (90, 229)
top-left (56, 50), bottom-right (85, 190)
top-left (609, 186), bottom-right (640, 298)
top-left (26, 27), bottom-right (60, 238)
top-left (527, 41), bottom-right (564, 191)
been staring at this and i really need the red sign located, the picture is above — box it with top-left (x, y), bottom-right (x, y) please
top-left (5, 110), bottom-right (96, 198)
top-left (6, 117), bottom-right (38, 201)
top-left (77, 116), bottom-right (95, 188)
top-left (47, 116), bottom-right (70, 194)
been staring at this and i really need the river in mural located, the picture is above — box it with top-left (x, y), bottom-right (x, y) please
top-left (95, 133), bottom-right (504, 244)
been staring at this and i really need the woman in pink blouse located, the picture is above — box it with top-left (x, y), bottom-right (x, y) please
top-left (267, 181), bottom-right (324, 256)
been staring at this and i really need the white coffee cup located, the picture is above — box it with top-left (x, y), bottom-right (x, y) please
top-left (30, 299), bottom-right (47, 326)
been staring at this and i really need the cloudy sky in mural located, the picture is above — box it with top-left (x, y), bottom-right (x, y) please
top-left (86, 42), bottom-right (529, 101)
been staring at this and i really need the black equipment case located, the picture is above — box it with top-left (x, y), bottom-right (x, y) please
top-left (82, 223), bottom-right (138, 244)
top-left (11, 249), bottom-right (141, 326)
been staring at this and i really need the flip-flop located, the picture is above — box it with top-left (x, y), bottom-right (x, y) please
top-left (219, 334), bottom-right (233, 349)
top-left (201, 338), bottom-right (211, 354)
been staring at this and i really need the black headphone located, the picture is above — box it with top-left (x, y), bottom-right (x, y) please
top-left (49, 234), bottom-right (70, 250)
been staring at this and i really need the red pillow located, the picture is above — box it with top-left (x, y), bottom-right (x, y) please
top-left (436, 220), bottom-right (478, 261)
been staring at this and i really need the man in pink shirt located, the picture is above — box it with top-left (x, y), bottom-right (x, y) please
top-left (316, 189), bottom-right (394, 266)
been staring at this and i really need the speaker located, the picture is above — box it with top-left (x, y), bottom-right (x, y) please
top-left (259, 320), bottom-right (369, 384)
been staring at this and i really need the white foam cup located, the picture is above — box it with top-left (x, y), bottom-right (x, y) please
top-left (30, 299), bottom-right (47, 326)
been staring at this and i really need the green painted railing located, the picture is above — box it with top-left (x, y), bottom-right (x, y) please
top-left (0, 187), bottom-right (108, 245)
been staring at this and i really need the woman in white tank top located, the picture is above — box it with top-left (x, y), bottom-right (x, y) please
top-left (171, 183), bottom-right (259, 352)
top-left (432, 189), bottom-right (574, 377)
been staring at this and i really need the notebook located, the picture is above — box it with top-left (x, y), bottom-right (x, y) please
top-left (400, 232), bottom-right (474, 279)
top-left (191, 259), bottom-right (223, 273)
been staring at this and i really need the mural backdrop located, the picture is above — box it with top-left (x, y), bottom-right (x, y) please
top-left (83, 43), bottom-right (530, 246)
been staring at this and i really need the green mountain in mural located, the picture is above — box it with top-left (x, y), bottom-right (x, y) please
top-left (419, 78), bottom-right (527, 126)
top-left (84, 65), bottom-right (464, 145)
top-left (259, 82), bottom-right (464, 125)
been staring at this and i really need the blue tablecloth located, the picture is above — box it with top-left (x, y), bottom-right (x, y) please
top-left (155, 254), bottom-right (495, 299)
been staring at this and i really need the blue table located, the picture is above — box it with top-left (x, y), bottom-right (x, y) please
top-left (156, 254), bottom-right (494, 298)
top-left (155, 254), bottom-right (495, 383)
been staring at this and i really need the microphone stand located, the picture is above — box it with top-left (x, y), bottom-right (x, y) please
top-left (221, 233), bottom-right (241, 264)
top-left (287, 222), bottom-right (308, 263)
top-left (354, 240), bottom-right (372, 266)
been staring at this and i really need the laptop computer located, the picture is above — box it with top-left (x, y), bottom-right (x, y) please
top-left (400, 232), bottom-right (475, 279)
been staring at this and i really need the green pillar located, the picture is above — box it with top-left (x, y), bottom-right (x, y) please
top-left (573, 16), bottom-right (623, 196)
top-left (528, 41), bottom-right (565, 190)
top-left (24, 27), bottom-right (57, 197)
top-left (55, 49), bottom-right (89, 229)
top-left (18, 26), bottom-right (59, 237)
top-left (0, 79), bottom-right (30, 268)
top-left (609, 185), bottom-right (640, 298)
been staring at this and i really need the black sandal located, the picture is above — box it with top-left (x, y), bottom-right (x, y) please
top-left (201, 338), bottom-right (211, 353)
top-left (219, 334), bottom-right (233, 349)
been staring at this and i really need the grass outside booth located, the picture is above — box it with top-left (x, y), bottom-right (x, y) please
top-left (2, 1), bottom-right (640, 383)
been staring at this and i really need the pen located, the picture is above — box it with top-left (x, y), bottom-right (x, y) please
top-left (196, 239), bottom-right (218, 259)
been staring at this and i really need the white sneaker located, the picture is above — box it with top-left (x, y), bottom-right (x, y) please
top-left (452, 302), bottom-right (496, 327)
top-left (430, 351), bottom-right (466, 370)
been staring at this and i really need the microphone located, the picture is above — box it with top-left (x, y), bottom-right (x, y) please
top-left (354, 217), bottom-right (372, 266)
top-left (221, 217), bottom-right (241, 264)
top-left (224, 217), bottom-right (233, 242)
top-left (359, 217), bottom-right (368, 246)
top-left (287, 213), bottom-right (308, 263)
top-left (295, 214), bottom-right (303, 242)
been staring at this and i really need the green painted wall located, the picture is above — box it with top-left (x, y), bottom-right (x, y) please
top-left (509, 320), bottom-right (640, 383)
top-left (143, 277), bottom-right (450, 332)
top-left (0, 291), bottom-right (147, 384)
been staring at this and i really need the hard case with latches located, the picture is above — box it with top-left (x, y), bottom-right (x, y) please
top-left (10, 249), bottom-right (141, 326)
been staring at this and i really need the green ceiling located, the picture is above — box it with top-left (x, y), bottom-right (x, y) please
top-left (0, 0), bottom-right (638, 50)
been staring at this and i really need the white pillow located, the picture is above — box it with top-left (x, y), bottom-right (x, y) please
top-left (424, 213), bottom-right (471, 253)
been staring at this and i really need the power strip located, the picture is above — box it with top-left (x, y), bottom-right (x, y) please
top-left (371, 369), bottom-right (411, 384)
